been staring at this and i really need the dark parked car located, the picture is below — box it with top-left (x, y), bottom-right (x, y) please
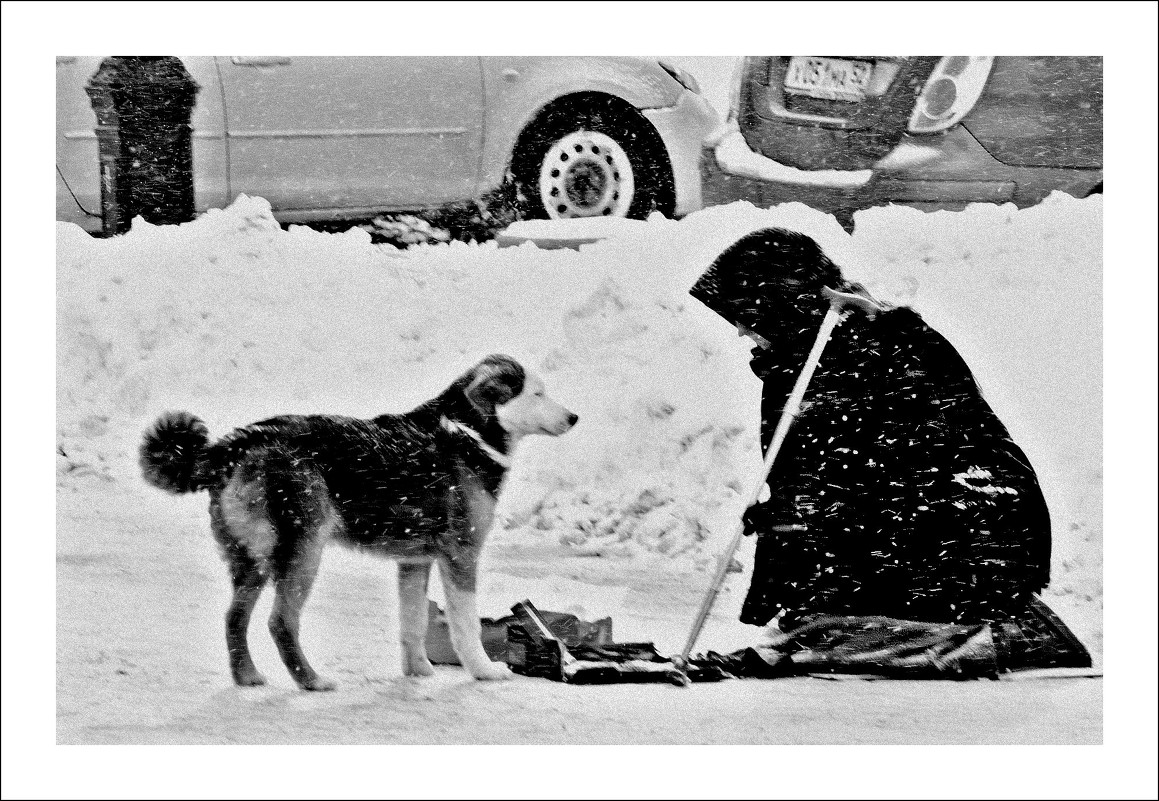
top-left (702, 56), bottom-right (1102, 228)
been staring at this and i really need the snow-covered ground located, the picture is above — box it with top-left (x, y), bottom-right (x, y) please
top-left (0, 0), bottom-right (1149, 797)
top-left (51, 193), bottom-right (1110, 751)
top-left (0, 2), bottom-right (1154, 788)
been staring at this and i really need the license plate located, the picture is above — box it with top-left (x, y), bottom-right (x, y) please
top-left (784, 56), bottom-right (873, 101)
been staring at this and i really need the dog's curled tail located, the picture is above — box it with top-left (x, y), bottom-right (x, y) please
top-left (140, 411), bottom-right (213, 494)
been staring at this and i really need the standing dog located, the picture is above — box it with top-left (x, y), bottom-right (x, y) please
top-left (140, 354), bottom-right (577, 690)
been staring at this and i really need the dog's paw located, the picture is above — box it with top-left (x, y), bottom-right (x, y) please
top-left (468, 660), bottom-right (513, 682)
top-left (299, 675), bottom-right (338, 692)
top-left (232, 668), bottom-right (267, 687)
top-left (402, 654), bottom-right (436, 678)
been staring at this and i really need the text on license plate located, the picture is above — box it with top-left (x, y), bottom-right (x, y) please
top-left (784, 57), bottom-right (873, 101)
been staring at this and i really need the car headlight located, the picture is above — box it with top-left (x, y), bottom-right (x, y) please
top-left (658, 60), bottom-right (702, 94)
top-left (907, 56), bottom-right (994, 134)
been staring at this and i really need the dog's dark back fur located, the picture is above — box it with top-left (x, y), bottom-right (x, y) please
top-left (139, 354), bottom-right (527, 538)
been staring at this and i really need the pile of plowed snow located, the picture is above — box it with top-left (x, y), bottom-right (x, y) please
top-left (57, 194), bottom-right (1102, 610)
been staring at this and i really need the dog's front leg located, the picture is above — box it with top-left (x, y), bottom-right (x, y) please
top-left (438, 557), bottom-right (512, 681)
top-left (397, 561), bottom-right (436, 677)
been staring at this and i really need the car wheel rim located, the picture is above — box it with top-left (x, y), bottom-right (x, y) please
top-left (538, 130), bottom-right (635, 219)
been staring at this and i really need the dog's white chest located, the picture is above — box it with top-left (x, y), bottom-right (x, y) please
top-left (458, 469), bottom-right (497, 539)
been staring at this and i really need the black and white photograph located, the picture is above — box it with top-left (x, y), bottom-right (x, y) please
top-left (2, 1), bottom-right (1157, 798)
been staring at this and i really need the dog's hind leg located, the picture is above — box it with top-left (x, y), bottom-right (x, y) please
top-left (437, 557), bottom-right (512, 681)
top-left (264, 455), bottom-right (337, 691)
top-left (269, 549), bottom-right (333, 691)
top-left (210, 491), bottom-right (271, 687)
top-left (226, 556), bottom-right (269, 686)
top-left (397, 561), bottom-right (436, 677)
top-left (269, 532), bottom-right (334, 691)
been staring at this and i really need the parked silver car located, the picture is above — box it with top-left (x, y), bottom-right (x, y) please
top-left (56, 56), bottom-right (718, 234)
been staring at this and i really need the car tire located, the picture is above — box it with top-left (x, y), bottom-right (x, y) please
top-left (510, 96), bottom-right (675, 221)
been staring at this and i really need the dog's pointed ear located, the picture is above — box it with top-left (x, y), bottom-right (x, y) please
top-left (463, 358), bottom-right (522, 417)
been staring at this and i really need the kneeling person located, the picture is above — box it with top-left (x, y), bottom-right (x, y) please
top-left (689, 228), bottom-right (1089, 673)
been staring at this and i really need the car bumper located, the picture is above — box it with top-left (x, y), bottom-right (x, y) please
top-left (701, 119), bottom-right (1103, 216)
top-left (642, 90), bottom-right (719, 218)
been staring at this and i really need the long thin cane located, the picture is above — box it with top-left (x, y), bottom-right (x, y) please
top-left (679, 287), bottom-right (881, 662)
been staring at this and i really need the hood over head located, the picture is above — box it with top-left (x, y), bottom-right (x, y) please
top-left (689, 227), bottom-right (845, 342)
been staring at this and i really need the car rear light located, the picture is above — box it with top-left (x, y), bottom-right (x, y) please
top-left (908, 56), bottom-right (994, 133)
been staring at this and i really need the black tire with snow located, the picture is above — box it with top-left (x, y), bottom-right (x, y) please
top-left (510, 94), bottom-right (675, 221)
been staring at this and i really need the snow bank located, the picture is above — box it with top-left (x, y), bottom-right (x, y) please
top-left (56, 193), bottom-right (1102, 614)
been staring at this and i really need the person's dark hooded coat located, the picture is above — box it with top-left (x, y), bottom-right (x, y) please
top-left (690, 228), bottom-right (1052, 627)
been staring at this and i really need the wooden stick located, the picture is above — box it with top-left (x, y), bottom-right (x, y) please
top-left (680, 289), bottom-right (866, 661)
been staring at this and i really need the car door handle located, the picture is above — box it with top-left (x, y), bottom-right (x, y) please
top-left (230, 56), bottom-right (291, 67)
